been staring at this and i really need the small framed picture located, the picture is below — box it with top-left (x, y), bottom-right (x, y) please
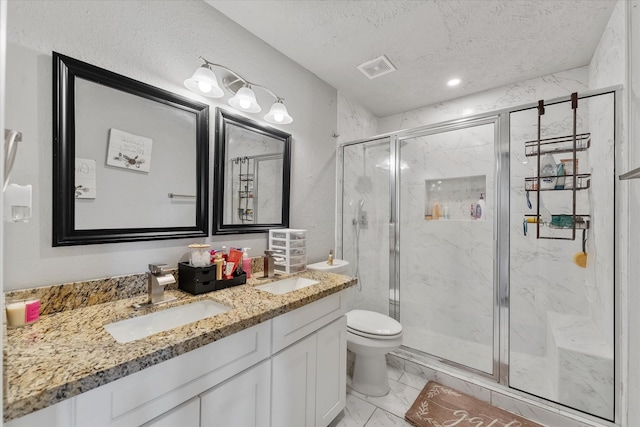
top-left (75, 158), bottom-right (96, 199)
top-left (106, 128), bottom-right (153, 172)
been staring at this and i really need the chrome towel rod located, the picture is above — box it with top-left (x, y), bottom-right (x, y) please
top-left (168, 193), bottom-right (196, 198)
top-left (619, 166), bottom-right (640, 180)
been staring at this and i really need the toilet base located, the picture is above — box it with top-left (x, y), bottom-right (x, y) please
top-left (350, 352), bottom-right (390, 396)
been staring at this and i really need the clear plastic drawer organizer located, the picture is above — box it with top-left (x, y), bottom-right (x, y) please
top-left (269, 229), bottom-right (307, 274)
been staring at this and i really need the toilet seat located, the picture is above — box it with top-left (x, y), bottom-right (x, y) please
top-left (346, 310), bottom-right (402, 340)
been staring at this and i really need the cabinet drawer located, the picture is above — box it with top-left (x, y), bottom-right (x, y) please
top-left (272, 290), bottom-right (346, 353)
top-left (75, 321), bottom-right (271, 427)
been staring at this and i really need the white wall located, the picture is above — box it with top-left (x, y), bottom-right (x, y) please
top-left (3, 0), bottom-right (338, 290)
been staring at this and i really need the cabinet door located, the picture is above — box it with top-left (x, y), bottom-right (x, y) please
top-left (143, 397), bottom-right (199, 427)
top-left (316, 316), bottom-right (347, 427)
top-left (200, 360), bottom-right (270, 427)
top-left (4, 399), bottom-right (73, 427)
top-left (271, 334), bottom-right (317, 427)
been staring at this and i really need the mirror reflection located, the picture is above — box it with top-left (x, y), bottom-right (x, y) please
top-left (74, 77), bottom-right (198, 230)
top-left (53, 52), bottom-right (209, 245)
top-left (214, 109), bottom-right (291, 234)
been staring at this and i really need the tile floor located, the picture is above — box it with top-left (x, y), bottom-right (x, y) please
top-left (329, 358), bottom-right (422, 427)
top-left (329, 354), bottom-right (605, 427)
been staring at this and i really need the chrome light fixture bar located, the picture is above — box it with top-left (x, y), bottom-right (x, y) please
top-left (184, 57), bottom-right (293, 125)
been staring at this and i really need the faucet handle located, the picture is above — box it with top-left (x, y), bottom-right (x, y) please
top-left (149, 263), bottom-right (169, 275)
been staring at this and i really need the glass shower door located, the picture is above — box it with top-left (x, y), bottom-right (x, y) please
top-left (340, 138), bottom-right (391, 314)
top-left (397, 119), bottom-right (498, 376)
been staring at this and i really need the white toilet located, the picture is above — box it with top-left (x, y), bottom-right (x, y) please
top-left (346, 310), bottom-right (402, 396)
top-left (307, 259), bottom-right (403, 397)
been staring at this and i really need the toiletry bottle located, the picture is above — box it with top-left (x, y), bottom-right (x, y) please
top-left (242, 248), bottom-right (252, 279)
top-left (555, 162), bottom-right (565, 189)
top-left (540, 153), bottom-right (557, 190)
top-left (328, 249), bottom-right (334, 266)
top-left (433, 203), bottom-right (440, 220)
top-left (444, 204), bottom-right (450, 220)
top-left (214, 253), bottom-right (224, 280)
top-left (475, 193), bottom-right (486, 220)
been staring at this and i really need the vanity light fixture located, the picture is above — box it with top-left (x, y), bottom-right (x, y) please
top-left (184, 57), bottom-right (293, 125)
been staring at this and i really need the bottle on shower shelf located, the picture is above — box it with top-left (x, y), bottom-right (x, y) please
top-left (475, 193), bottom-right (486, 220)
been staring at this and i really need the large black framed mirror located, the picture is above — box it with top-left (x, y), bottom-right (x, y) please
top-left (213, 108), bottom-right (291, 234)
top-left (53, 52), bottom-right (209, 246)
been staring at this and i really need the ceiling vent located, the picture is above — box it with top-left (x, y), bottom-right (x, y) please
top-left (357, 55), bottom-right (396, 80)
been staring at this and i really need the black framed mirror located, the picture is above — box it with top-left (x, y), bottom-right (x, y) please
top-left (213, 108), bottom-right (291, 234)
top-left (53, 52), bottom-right (209, 246)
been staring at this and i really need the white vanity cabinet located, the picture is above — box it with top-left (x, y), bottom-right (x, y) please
top-left (271, 292), bottom-right (348, 427)
top-left (76, 320), bottom-right (272, 427)
top-left (7, 290), bottom-right (348, 427)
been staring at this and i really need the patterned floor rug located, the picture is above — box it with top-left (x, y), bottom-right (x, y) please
top-left (405, 381), bottom-right (544, 427)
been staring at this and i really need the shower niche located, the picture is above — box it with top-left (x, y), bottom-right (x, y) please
top-left (424, 175), bottom-right (486, 221)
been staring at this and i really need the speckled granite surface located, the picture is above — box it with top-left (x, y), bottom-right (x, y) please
top-left (3, 270), bottom-right (356, 422)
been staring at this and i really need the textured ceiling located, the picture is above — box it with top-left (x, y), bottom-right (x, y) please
top-left (206, 0), bottom-right (616, 117)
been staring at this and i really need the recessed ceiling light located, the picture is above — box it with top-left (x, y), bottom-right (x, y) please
top-left (447, 78), bottom-right (461, 87)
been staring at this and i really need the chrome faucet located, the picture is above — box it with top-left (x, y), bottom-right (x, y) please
top-left (133, 263), bottom-right (177, 310)
top-left (263, 250), bottom-right (275, 278)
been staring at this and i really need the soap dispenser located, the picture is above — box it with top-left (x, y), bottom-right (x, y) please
top-left (328, 249), bottom-right (334, 266)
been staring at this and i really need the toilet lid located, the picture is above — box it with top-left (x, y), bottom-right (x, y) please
top-left (347, 310), bottom-right (402, 337)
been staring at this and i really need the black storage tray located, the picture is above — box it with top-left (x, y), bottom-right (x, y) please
top-left (178, 262), bottom-right (246, 295)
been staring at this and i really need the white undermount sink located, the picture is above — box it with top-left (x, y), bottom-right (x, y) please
top-left (255, 277), bottom-right (320, 295)
top-left (104, 300), bottom-right (231, 344)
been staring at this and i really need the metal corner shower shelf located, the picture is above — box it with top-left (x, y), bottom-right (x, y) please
top-left (524, 93), bottom-right (591, 240)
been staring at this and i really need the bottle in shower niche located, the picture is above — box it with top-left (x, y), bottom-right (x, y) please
top-left (475, 193), bottom-right (486, 220)
top-left (539, 153), bottom-right (558, 190)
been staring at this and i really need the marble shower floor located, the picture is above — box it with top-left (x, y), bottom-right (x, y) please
top-left (329, 361), bottom-right (422, 427)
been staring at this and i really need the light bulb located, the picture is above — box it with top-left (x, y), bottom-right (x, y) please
top-left (198, 81), bottom-right (212, 93)
top-left (239, 99), bottom-right (251, 109)
top-left (264, 100), bottom-right (292, 124)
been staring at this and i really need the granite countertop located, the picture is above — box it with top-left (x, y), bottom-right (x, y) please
top-left (3, 270), bottom-right (356, 422)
